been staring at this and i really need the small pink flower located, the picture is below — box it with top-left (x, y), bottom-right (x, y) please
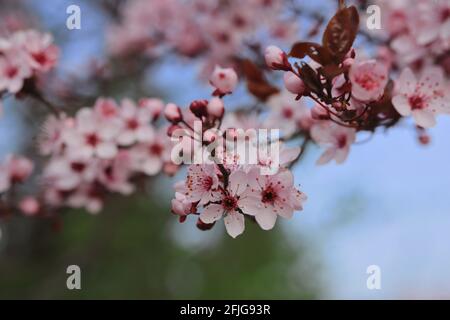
top-left (392, 67), bottom-right (448, 128)
top-left (264, 45), bottom-right (290, 70)
top-left (200, 170), bottom-right (249, 238)
top-left (310, 121), bottom-right (356, 165)
top-left (209, 65), bottom-right (238, 95)
top-left (16, 30), bottom-right (59, 72)
top-left (116, 99), bottom-right (154, 146)
top-left (64, 108), bottom-right (120, 159)
top-left (93, 98), bottom-right (119, 120)
top-left (349, 59), bottom-right (388, 102)
top-left (241, 168), bottom-right (307, 230)
top-left (0, 51), bottom-right (31, 93)
top-left (38, 114), bottom-right (74, 156)
top-left (184, 164), bottom-right (219, 205)
top-left (265, 90), bottom-right (313, 137)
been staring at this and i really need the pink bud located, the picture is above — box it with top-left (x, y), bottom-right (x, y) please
top-left (207, 97), bottom-right (224, 118)
top-left (189, 99), bottom-right (209, 118)
top-left (164, 103), bottom-right (182, 124)
top-left (283, 71), bottom-right (305, 95)
top-left (19, 197), bottom-right (40, 216)
top-left (209, 65), bottom-right (238, 95)
top-left (265, 45), bottom-right (290, 70)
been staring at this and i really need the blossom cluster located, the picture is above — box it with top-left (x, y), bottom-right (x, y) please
top-left (35, 97), bottom-right (173, 214)
top-left (0, 30), bottom-right (58, 94)
top-left (107, 0), bottom-right (297, 74)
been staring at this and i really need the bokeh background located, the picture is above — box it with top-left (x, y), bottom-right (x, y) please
top-left (0, 0), bottom-right (450, 299)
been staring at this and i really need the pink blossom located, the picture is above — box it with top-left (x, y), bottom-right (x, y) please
top-left (209, 65), bottom-right (238, 95)
top-left (0, 51), bottom-right (31, 93)
top-left (349, 59), bottom-right (389, 102)
top-left (64, 108), bottom-right (120, 159)
top-left (200, 170), bottom-right (249, 238)
top-left (265, 90), bottom-right (313, 137)
top-left (241, 168), bottom-right (307, 230)
top-left (132, 128), bottom-right (171, 175)
top-left (310, 121), bottom-right (356, 165)
top-left (392, 67), bottom-right (448, 128)
top-left (184, 164), bottom-right (219, 205)
top-left (15, 30), bottom-right (59, 72)
top-left (116, 99), bottom-right (154, 146)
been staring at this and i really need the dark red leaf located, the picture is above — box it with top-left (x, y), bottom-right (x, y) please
top-left (322, 6), bottom-right (359, 63)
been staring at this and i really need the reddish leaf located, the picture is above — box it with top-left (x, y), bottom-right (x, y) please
top-left (289, 42), bottom-right (332, 66)
top-left (240, 59), bottom-right (279, 101)
top-left (322, 6), bottom-right (359, 62)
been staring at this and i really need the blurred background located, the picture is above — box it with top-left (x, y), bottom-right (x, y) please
top-left (0, 0), bottom-right (450, 299)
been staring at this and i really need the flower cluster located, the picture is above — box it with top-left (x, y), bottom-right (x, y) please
top-left (0, 29), bottom-right (58, 95)
top-left (107, 0), bottom-right (297, 74)
top-left (172, 165), bottom-right (306, 238)
top-left (37, 97), bottom-right (174, 214)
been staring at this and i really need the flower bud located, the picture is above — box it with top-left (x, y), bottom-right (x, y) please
top-left (283, 71), bottom-right (305, 95)
top-left (265, 45), bottom-right (290, 71)
top-left (164, 103), bottom-right (182, 124)
top-left (209, 65), bottom-right (238, 95)
top-left (189, 99), bottom-right (209, 118)
top-left (207, 97), bottom-right (224, 118)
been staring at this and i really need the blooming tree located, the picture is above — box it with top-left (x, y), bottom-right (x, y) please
top-left (0, 0), bottom-right (449, 238)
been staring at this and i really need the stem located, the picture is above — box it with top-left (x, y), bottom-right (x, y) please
top-left (289, 137), bottom-right (311, 169)
top-left (217, 163), bottom-right (230, 190)
top-left (30, 91), bottom-right (60, 116)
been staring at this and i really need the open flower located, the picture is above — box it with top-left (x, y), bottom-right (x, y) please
top-left (349, 59), bottom-right (389, 102)
top-left (199, 170), bottom-right (249, 238)
top-left (241, 168), bottom-right (307, 230)
top-left (184, 164), bottom-right (220, 205)
top-left (311, 121), bottom-right (356, 165)
top-left (392, 67), bottom-right (448, 128)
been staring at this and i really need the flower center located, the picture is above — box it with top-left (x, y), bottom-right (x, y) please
top-left (126, 118), bottom-right (139, 130)
top-left (356, 73), bottom-right (379, 90)
top-left (222, 195), bottom-right (238, 211)
top-left (409, 95), bottom-right (427, 110)
top-left (282, 107), bottom-right (294, 119)
top-left (337, 135), bottom-right (347, 148)
top-left (71, 162), bottom-right (86, 173)
top-left (202, 176), bottom-right (213, 190)
top-left (32, 52), bottom-right (48, 65)
top-left (6, 66), bottom-right (18, 78)
top-left (149, 143), bottom-right (163, 156)
top-left (261, 186), bottom-right (278, 204)
top-left (86, 133), bottom-right (100, 146)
